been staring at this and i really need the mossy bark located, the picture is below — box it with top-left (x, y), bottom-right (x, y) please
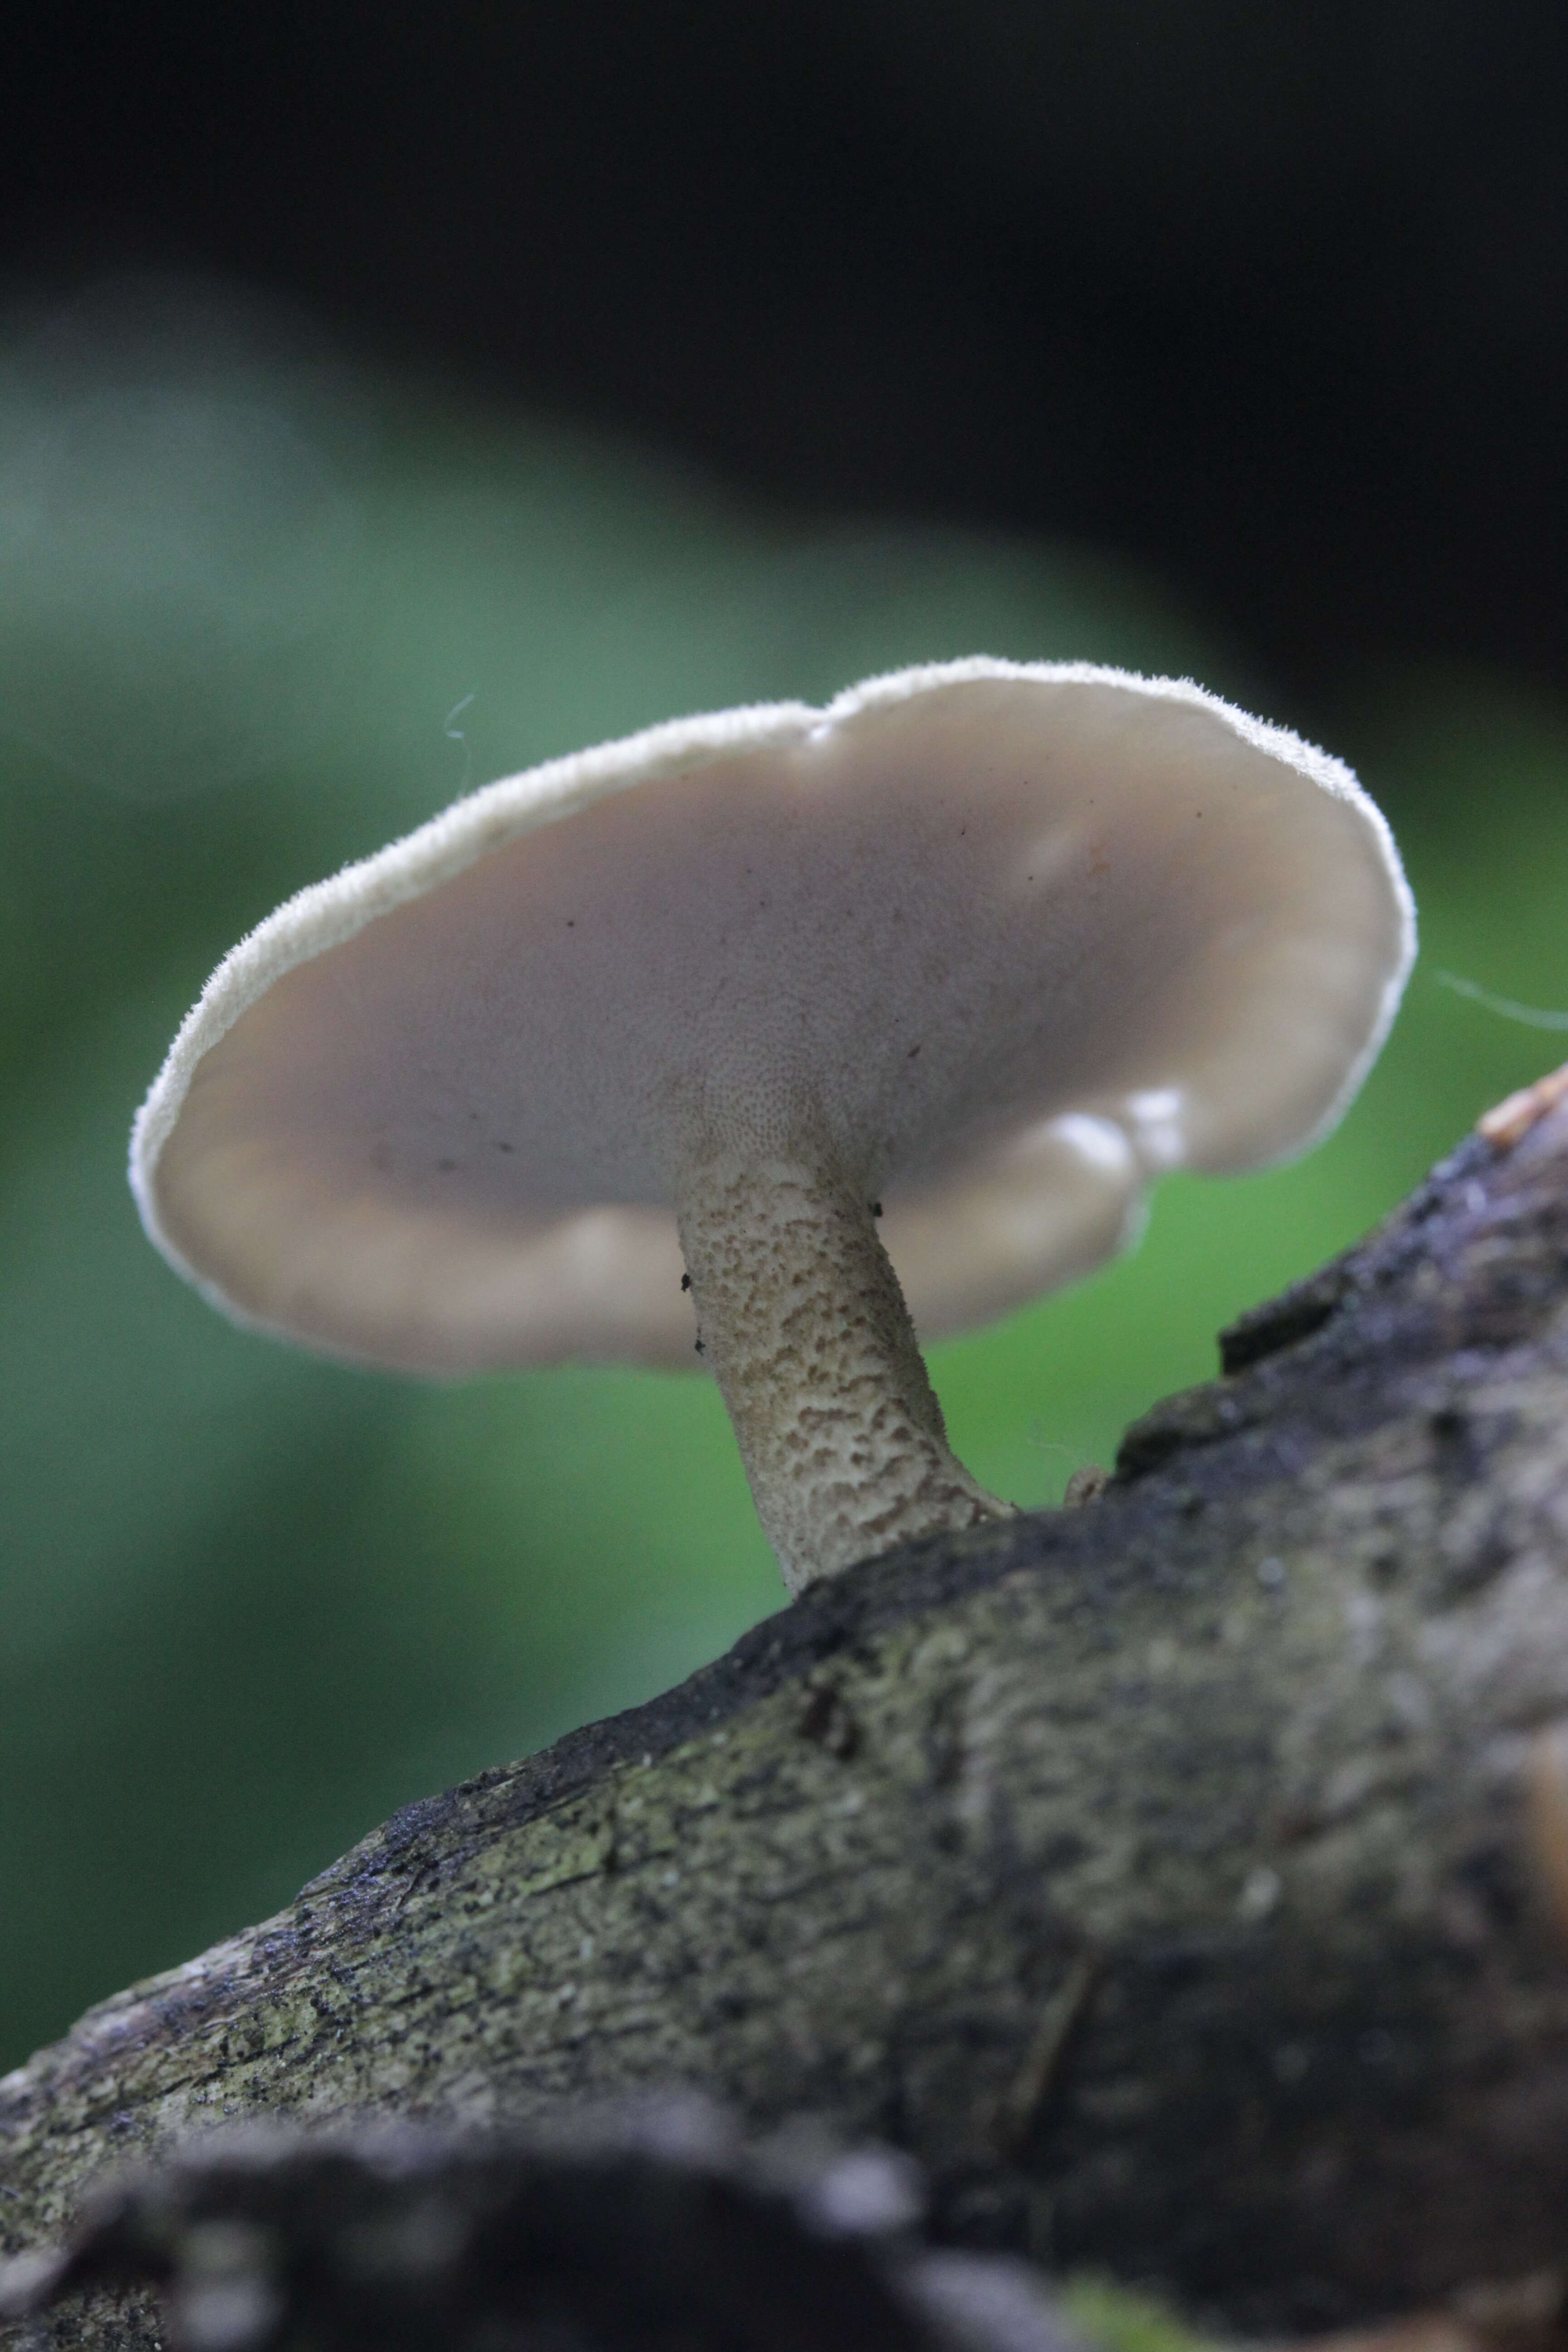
top-left (5, 1081), bottom-right (1568, 2347)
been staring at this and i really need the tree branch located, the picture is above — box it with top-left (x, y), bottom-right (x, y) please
top-left (5, 1071), bottom-right (1568, 2346)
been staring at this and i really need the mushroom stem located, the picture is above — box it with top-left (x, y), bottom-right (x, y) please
top-left (675, 1149), bottom-right (1012, 1594)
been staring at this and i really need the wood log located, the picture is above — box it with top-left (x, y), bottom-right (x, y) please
top-left (5, 1069), bottom-right (1568, 2347)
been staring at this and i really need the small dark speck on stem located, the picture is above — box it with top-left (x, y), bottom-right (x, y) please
top-left (495, 1141), bottom-right (514, 1154)
top-left (870, 1202), bottom-right (883, 1218)
top-left (908, 1044), bottom-right (922, 1060)
top-left (695, 1338), bottom-right (705, 1355)
top-left (681, 1273), bottom-right (691, 1292)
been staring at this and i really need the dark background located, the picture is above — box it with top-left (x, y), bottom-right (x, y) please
top-left (2, 5), bottom-right (1565, 2078)
top-left (8, 0), bottom-right (1564, 701)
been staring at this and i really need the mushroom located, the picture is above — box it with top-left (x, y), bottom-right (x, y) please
top-left (131, 659), bottom-right (1414, 1594)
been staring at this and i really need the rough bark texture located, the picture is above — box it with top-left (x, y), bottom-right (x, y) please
top-left (5, 1077), bottom-right (1568, 2349)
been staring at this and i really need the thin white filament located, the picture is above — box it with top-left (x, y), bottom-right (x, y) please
top-left (1436, 969), bottom-right (1568, 1032)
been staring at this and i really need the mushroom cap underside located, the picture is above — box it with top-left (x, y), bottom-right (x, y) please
top-left (132, 660), bottom-right (1415, 1371)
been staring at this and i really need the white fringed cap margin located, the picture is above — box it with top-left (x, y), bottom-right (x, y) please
top-left (131, 658), bottom-right (1415, 1373)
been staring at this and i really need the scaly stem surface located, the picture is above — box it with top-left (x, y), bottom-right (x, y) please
top-left (675, 1150), bottom-right (1011, 1592)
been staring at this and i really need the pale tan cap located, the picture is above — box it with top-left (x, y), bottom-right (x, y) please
top-left (131, 659), bottom-right (1415, 1372)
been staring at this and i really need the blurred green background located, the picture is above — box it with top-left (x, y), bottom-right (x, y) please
top-left (1, 280), bottom-right (1565, 2077)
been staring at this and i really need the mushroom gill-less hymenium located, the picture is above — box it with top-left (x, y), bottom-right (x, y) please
top-left (132, 661), bottom-right (1414, 1594)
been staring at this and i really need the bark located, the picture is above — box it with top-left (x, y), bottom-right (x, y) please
top-left (5, 1070), bottom-right (1568, 2347)
top-left (0, 2102), bottom-right (1083, 2352)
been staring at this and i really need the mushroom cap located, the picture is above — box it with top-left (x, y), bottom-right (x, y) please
top-left (131, 659), bottom-right (1414, 1372)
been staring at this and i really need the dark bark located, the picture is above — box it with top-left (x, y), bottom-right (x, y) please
top-left (5, 1071), bottom-right (1568, 2348)
top-left (0, 2103), bottom-right (1080, 2352)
